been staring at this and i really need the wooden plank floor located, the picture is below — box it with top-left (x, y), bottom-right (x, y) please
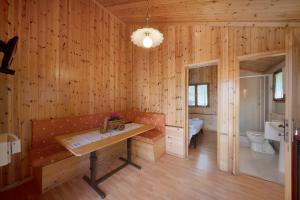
top-left (1, 132), bottom-right (284, 200)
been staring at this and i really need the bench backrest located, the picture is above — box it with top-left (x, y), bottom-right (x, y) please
top-left (124, 111), bottom-right (166, 134)
top-left (31, 113), bottom-right (107, 149)
top-left (31, 111), bottom-right (165, 149)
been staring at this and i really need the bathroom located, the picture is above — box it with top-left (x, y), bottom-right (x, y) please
top-left (239, 55), bottom-right (285, 184)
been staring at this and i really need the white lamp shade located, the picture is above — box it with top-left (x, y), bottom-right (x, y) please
top-left (143, 36), bottom-right (153, 48)
top-left (131, 28), bottom-right (164, 48)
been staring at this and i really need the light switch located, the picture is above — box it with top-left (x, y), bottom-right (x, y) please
top-left (11, 140), bottom-right (21, 154)
top-left (0, 134), bottom-right (10, 167)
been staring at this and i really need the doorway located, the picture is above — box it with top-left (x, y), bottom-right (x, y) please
top-left (239, 54), bottom-right (286, 184)
top-left (185, 60), bottom-right (219, 170)
top-left (234, 32), bottom-right (300, 199)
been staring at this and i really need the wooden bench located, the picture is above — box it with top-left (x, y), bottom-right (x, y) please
top-left (30, 112), bottom-right (165, 192)
top-left (123, 112), bottom-right (166, 162)
top-left (30, 113), bottom-right (127, 193)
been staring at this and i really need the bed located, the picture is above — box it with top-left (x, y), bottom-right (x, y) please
top-left (189, 118), bottom-right (204, 148)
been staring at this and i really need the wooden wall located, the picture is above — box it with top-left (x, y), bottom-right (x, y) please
top-left (0, 0), bottom-right (132, 189)
top-left (228, 27), bottom-right (289, 173)
top-left (128, 25), bottom-right (222, 127)
top-left (188, 66), bottom-right (218, 131)
top-left (97, 0), bottom-right (300, 23)
top-left (128, 24), bottom-right (291, 171)
top-left (1, 0), bottom-right (300, 190)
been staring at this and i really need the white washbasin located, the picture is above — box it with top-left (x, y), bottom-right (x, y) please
top-left (265, 121), bottom-right (284, 141)
top-left (265, 121), bottom-right (285, 173)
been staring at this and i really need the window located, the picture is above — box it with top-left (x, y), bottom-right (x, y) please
top-left (273, 70), bottom-right (285, 101)
top-left (188, 84), bottom-right (209, 107)
top-left (197, 84), bottom-right (209, 106)
top-left (188, 85), bottom-right (196, 106)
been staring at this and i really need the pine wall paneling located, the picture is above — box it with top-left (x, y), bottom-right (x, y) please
top-left (0, 0), bottom-right (131, 189)
top-left (129, 25), bottom-right (222, 127)
top-left (230, 27), bottom-right (287, 173)
top-left (97, 0), bottom-right (300, 23)
top-left (129, 24), bottom-right (292, 172)
top-left (1, 0), bottom-right (300, 190)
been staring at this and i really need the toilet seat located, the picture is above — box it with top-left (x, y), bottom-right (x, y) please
top-left (247, 130), bottom-right (264, 136)
top-left (246, 130), bottom-right (275, 154)
top-left (246, 130), bottom-right (265, 143)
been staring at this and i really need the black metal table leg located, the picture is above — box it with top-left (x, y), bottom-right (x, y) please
top-left (83, 138), bottom-right (142, 198)
top-left (83, 151), bottom-right (106, 199)
top-left (120, 138), bottom-right (142, 169)
top-left (193, 135), bottom-right (197, 148)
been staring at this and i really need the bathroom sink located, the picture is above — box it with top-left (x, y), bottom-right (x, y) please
top-left (265, 121), bottom-right (284, 141)
top-left (265, 121), bottom-right (285, 173)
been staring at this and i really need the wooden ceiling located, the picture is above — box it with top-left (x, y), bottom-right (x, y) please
top-left (96, 0), bottom-right (300, 23)
top-left (240, 55), bottom-right (285, 73)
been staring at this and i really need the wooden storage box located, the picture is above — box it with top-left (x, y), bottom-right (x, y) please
top-left (165, 126), bottom-right (185, 158)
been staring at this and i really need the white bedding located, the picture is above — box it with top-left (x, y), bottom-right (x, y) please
top-left (188, 118), bottom-right (203, 143)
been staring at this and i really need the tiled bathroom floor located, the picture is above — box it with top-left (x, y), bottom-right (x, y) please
top-left (240, 147), bottom-right (284, 185)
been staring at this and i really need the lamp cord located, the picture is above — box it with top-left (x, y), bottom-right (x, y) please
top-left (145, 0), bottom-right (150, 26)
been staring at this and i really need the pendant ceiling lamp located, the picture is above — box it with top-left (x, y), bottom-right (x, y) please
top-left (131, 0), bottom-right (164, 48)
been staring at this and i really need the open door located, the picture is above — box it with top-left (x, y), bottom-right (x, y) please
top-left (286, 29), bottom-right (300, 200)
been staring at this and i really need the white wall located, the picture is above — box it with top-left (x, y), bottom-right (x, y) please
top-left (240, 71), bottom-right (266, 136)
top-left (239, 60), bottom-right (286, 136)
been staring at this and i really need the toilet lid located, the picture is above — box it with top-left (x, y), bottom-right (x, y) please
top-left (247, 130), bottom-right (264, 136)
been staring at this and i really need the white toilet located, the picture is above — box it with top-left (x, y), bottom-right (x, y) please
top-left (246, 130), bottom-right (275, 154)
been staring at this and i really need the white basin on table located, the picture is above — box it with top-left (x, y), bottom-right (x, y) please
top-left (265, 121), bottom-right (285, 173)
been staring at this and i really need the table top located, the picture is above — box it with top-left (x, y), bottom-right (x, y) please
top-left (55, 123), bottom-right (155, 156)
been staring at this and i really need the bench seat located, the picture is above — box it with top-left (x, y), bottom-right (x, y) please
top-left (30, 144), bottom-right (72, 167)
top-left (133, 130), bottom-right (164, 145)
top-left (128, 112), bottom-right (166, 162)
top-left (30, 113), bottom-right (111, 192)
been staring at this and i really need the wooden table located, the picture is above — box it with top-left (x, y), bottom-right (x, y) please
top-left (56, 123), bottom-right (155, 199)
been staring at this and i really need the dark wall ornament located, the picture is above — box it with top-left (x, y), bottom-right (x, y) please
top-left (0, 36), bottom-right (18, 75)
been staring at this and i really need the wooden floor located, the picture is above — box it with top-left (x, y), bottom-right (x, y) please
top-left (1, 131), bottom-right (284, 200)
